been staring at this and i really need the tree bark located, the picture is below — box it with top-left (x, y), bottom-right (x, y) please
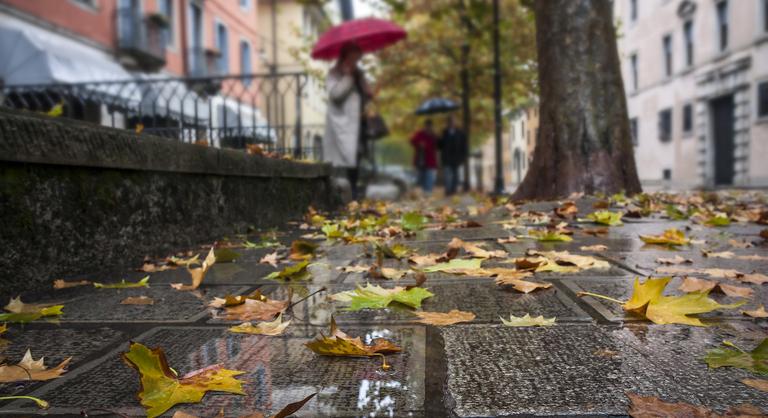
top-left (513, 0), bottom-right (641, 200)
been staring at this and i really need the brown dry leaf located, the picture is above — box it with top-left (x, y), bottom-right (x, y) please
top-left (447, 237), bottom-right (507, 259)
top-left (593, 348), bottom-right (619, 358)
top-left (229, 314), bottom-right (291, 336)
top-left (739, 273), bottom-right (768, 285)
top-left (218, 297), bottom-right (290, 322)
top-left (120, 296), bottom-right (155, 305)
top-left (495, 277), bottom-right (552, 293)
top-left (482, 268), bottom-right (533, 280)
top-left (171, 246), bottom-right (216, 291)
top-left (497, 236), bottom-right (518, 244)
top-left (139, 263), bottom-right (173, 273)
top-left (582, 227), bottom-right (609, 236)
top-left (580, 245), bottom-right (608, 252)
top-left (554, 201), bottom-right (578, 218)
top-left (729, 239), bottom-right (754, 249)
top-left (408, 254), bottom-right (442, 267)
top-left (259, 251), bottom-right (280, 268)
top-left (0, 350), bottom-right (71, 383)
top-left (413, 309), bottom-right (475, 326)
top-left (656, 255), bottom-right (693, 265)
top-left (743, 378), bottom-right (768, 392)
top-left (717, 283), bottom-right (754, 298)
top-left (305, 317), bottom-right (401, 369)
top-left (678, 277), bottom-right (718, 293)
top-left (703, 250), bottom-right (736, 259)
top-left (368, 265), bottom-right (408, 280)
top-left (53, 279), bottom-right (91, 289)
top-left (742, 305), bottom-right (768, 318)
top-left (627, 393), bottom-right (712, 417)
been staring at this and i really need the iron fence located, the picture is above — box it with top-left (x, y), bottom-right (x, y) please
top-left (0, 72), bottom-right (324, 159)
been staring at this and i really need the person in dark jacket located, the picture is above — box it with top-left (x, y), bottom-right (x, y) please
top-left (438, 115), bottom-right (467, 196)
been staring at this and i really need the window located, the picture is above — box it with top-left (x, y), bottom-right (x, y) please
top-left (239, 0), bottom-right (251, 11)
top-left (216, 22), bottom-right (229, 74)
top-left (158, 0), bottom-right (174, 47)
top-left (717, 1), bottom-right (729, 51)
top-left (764, 0), bottom-right (768, 33)
top-left (630, 53), bottom-right (638, 91)
top-left (662, 34), bottom-right (673, 77)
top-left (630, 117), bottom-right (638, 146)
top-left (521, 120), bottom-right (525, 141)
top-left (759, 81), bottom-right (768, 118)
top-left (658, 108), bottom-right (672, 142)
top-left (683, 20), bottom-right (693, 67)
top-left (629, 0), bottom-right (637, 22)
top-left (240, 40), bottom-right (252, 85)
top-left (683, 104), bottom-right (693, 133)
top-left (663, 169), bottom-right (672, 180)
top-left (72, 0), bottom-right (97, 8)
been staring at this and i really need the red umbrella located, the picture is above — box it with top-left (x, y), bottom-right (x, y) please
top-left (311, 18), bottom-right (406, 60)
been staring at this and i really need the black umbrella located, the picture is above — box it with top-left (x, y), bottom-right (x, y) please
top-left (415, 97), bottom-right (459, 115)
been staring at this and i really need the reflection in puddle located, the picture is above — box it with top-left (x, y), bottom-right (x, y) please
top-left (357, 379), bottom-right (403, 417)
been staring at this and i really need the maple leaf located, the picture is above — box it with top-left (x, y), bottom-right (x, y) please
top-left (330, 283), bottom-right (434, 311)
top-left (122, 342), bottom-right (245, 418)
top-left (413, 310), bottom-right (475, 326)
top-left (703, 339), bottom-right (768, 375)
top-left (514, 250), bottom-right (610, 273)
top-left (743, 305), bottom-right (768, 318)
top-left (306, 317), bottom-right (401, 368)
top-left (401, 211), bottom-right (428, 231)
top-left (94, 276), bottom-right (150, 289)
top-left (500, 314), bottom-right (555, 327)
top-left (527, 229), bottom-right (573, 242)
top-left (639, 228), bottom-right (690, 246)
top-left (229, 314), bottom-right (291, 336)
top-left (259, 251), bottom-right (280, 268)
top-left (421, 258), bottom-right (483, 274)
top-left (289, 240), bottom-right (318, 260)
top-left (580, 277), bottom-right (744, 326)
top-left (53, 279), bottom-right (91, 289)
top-left (495, 277), bottom-right (552, 293)
top-left (266, 260), bottom-right (311, 281)
top-left (0, 349), bottom-right (71, 383)
top-left (321, 222), bottom-right (345, 239)
top-left (586, 210), bottom-right (623, 226)
top-left (0, 300), bottom-right (63, 323)
top-left (216, 295), bottom-right (290, 322)
top-left (171, 247), bottom-right (216, 291)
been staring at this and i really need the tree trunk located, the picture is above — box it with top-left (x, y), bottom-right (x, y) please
top-left (513, 0), bottom-right (641, 200)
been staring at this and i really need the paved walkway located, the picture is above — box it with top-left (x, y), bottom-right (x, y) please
top-left (0, 194), bottom-right (767, 417)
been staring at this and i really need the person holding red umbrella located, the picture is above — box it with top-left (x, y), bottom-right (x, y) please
top-left (315, 18), bottom-right (406, 200)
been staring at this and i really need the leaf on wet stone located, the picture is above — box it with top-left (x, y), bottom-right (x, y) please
top-left (414, 309), bottom-right (475, 326)
top-left (703, 339), bottom-right (768, 375)
top-left (139, 262), bottom-right (173, 273)
top-left (639, 228), bottom-right (690, 246)
top-left (121, 296), bottom-right (155, 305)
top-left (228, 314), bottom-right (291, 336)
top-left (581, 227), bottom-right (609, 236)
top-left (171, 247), bottom-right (216, 291)
top-left (340, 265), bottom-right (371, 273)
top-left (305, 317), bottom-right (401, 369)
top-left (166, 254), bottom-right (200, 267)
top-left (94, 276), bottom-right (150, 289)
top-left (368, 265), bottom-right (408, 280)
top-left (625, 393), bottom-right (763, 417)
top-left (678, 277), bottom-right (718, 293)
top-left (527, 229), bottom-right (573, 242)
top-left (374, 241), bottom-right (411, 259)
top-left (742, 379), bottom-right (768, 392)
top-left (554, 201), bottom-right (578, 219)
top-left (408, 253), bottom-right (442, 267)
top-left (447, 237), bottom-right (507, 259)
top-left (209, 290), bottom-right (268, 308)
top-left (716, 283), bottom-right (754, 298)
top-left (0, 299), bottom-right (63, 323)
top-left (53, 279), bottom-right (91, 289)
top-left (586, 210), bottom-right (623, 226)
top-left (580, 244), bottom-right (608, 252)
top-left (330, 283), bottom-right (434, 310)
top-left (655, 255), bottom-right (692, 265)
top-left (500, 314), bottom-right (555, 327)
top-left (266, 260), bottom-right (311, 281)
top-left (289, 239), bottom-right (318, 260)
top-left (497, 236), bottom-right (519, 244)
top-left (514, 250), bottom-right (610, 273)
top-left (704, 213), bottom-right (731, 227)
top-left (213, 247), bottom-right (241, 263)
top-left (0, 349), bottom-right (71, 383)
top-left (495, 277), bottom-right (552, 293)
top-left (259, 251), bottom-right (280, 268)
top-left (742, 305), bottom-right (768, 318)
top-left (122, 341), bottom-right (246, 418)
top-left (401, 211), bottom-right (428, 231)
top-left (321, 222), bottom-right (345, 240)
top-left (421, 258), bottom-right (483, 274)
top-left (217, 295), bottom-right (290, 322)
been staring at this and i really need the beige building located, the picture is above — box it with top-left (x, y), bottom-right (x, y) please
top-left (257, 0), bottom-right (335, 154)
top-left (615, 0), bottom-right (768, 189)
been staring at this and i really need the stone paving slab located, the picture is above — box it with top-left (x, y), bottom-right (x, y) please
top-left (441, 322), bottom-right (768, 417)
top-left (0, 327), bottom-right (126, 397)
top-left (3, 325), bottom-right (425, 417)
top-left (562, 276), bottom-right (767, 322)
top-left (601, 249), bottom-right (768, 275)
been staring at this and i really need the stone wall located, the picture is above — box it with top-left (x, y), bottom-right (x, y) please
top-left (0, 108), bottom-right (339, 295)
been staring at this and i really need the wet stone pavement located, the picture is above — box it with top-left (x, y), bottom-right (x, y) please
top-left (1, 195), bottom-right (768, 417)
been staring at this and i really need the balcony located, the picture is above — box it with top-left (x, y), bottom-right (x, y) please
top-left (187, 47), bottom-right (222, 95)
top-left (116, 8), bottom-right (167, 72)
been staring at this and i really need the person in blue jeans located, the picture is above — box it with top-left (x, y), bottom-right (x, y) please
top-left (438, 115), bottom-right (467, 196)
top-left (410, 119), bottom-right (438, 194)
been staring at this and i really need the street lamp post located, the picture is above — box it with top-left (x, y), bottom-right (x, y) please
top-left (492, 0), bottom-right (504, 195)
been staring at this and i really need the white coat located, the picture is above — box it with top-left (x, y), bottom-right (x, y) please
top-left (323, 69), bottom-right (361, 168)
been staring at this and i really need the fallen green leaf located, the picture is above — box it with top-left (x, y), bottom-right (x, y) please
top-left (586, 210), bottom-right (623, 226)
top-left (401, 212), bottom-right (427, 231)
top-left (331, 284), bottom-right (434, 311)
top-left (704, 339), bottom-right (768, 375)
top-left (94, 276), bottom-right (150, 289)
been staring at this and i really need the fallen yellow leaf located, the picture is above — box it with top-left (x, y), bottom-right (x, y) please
top-left (305, 317), bottom-right (401, 369)
top-left (228, 314), bottom-right (291, 336)
top-left (500, 313), bottom-right (555, 327)
top-left (172, 247), bottom-right (215, 291)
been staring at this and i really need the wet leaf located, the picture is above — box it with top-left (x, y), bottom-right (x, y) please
top-left (703, 339), bottom-right (768, 375)
top-left (330, 283), bottom-right (434, 310)
top-left (527, 229), bottom-right (573, 242)
top-left (742, 378), bottom-right (768, 392)
top-left (0, 350), bottom-right (71, 383)
top-left (340, 265), bottom-right (371, 273)
top-left (705, 213), bottom-right (731, 227)
top-left (289, 240), bottom-right (318, 260)
top-left (656, 255), bottom-right (692, 265)
top-left (259, 251), bottom-right (280, 268)
top-left (421, 258), bottom-right (483, 274)
top-left (639, 228), bottom-right (690, 246)
top-left (0, 302), bottom-right (63, 324)
top-left (497, 236), bottom-right (519, 244)
top-left (554, 201), bottom-right (578, 218)
top-left (139, 263), bottom-right (173, 273)
top-left (447, 238), bottom-right (507, 259)
top-left (678, 277), bottom-right (717, 293)
top-left (401, 211), bottom-right (427, 231)
top-left (217, 296), bottom-right (290, 322)
top-left (122, 341), bottom-right (245, 418)
top-left (500, 314), bottom-right (555, 327)
top-left (408, 253), bottom-right (442, 267)
top-left (121, 296), bottom-right (155, 305)
top-left (414, 309), bottom-right (475, 326)
top-left (209, 290), bottom-right (268, 308)
top-left (580, 245), bottom-right (608, 252)
top-left (368, 265), bottom-right (408, 280)
top-left (306, 317), bottom-right (400, 369)
top-left (743, 305), bottom-right (768, 318)
top-left (266, 260), bottom-right (311, 281)
top-left (515, 250), bottom-right (610, 273)
top-left (53, 279), bottom-right (91, 289)
top-left (166, 254), bottom-right (201, 267)
top-left (582, 227), bottom-right (609, 236)
top-left (375, 242), bottom-right (411, 259)
top-left (625, 393), bottom-right (763, 417)
top-left (717, 283), bottom-right (753, 298)
top-left (213, 248), bottom-right (241, 263)
top-left (586, 210), bottom-right (623, 226)
top-left (94, 276), bottom-right (150, 289)
top-left (228, 314), bottom-right (291, 336)
top-left (171, 247), bottom-right (216, 291)
top-left (495, 277), bottom-right (552, 293)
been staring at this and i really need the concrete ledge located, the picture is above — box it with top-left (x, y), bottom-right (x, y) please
top-left (0, 108), bottom-right (340, 295)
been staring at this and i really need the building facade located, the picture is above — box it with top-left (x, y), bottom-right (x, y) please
top-left (615, 0), bottom-right (768, 189)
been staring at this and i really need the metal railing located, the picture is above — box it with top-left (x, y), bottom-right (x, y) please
top-left (0, 72), bottom-right (324, 159)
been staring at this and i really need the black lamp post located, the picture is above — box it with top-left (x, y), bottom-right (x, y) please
top-left (492, 0), bottom-right (504, 195)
